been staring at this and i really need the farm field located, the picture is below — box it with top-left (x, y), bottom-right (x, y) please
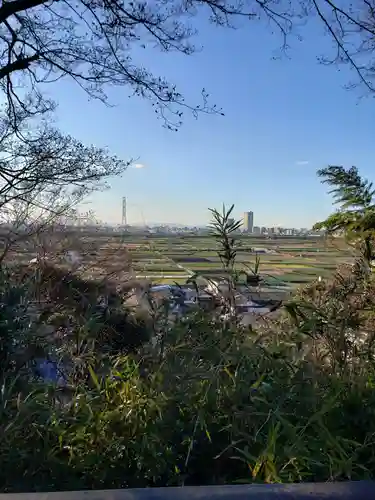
top-left (124, 234), bottom-right (353, 288)
top-left (1, 231), bottom-right (353, 292)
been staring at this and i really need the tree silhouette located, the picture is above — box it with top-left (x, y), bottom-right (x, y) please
top-left (1, 1), bottom-right (375, 130)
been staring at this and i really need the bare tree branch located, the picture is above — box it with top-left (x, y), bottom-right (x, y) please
top-left (0, 0), bottom-right (374, 131)
top-left (0, 115), bottom-right (129, 260)
top-left (0, 0), bottom-right (295, 129)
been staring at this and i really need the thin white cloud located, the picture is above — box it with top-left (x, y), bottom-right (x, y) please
top-left (296, 160), bottom-right (309, 166)
top-left (131, 163), bottom-right (145, 169)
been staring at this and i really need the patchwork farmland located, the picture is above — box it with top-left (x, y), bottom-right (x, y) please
top-left (4, 232), bottom-right (352, 294)
top-left (125, 235), bottom-right (353, 287)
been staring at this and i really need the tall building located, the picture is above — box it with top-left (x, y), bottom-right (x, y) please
top-left (243, 211), bottom-right (254, 233)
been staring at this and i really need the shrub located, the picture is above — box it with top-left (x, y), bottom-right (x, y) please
top-left (2, 282), bottom-right (375, 491)
top-left (2, 206), bottom-right (375, 492)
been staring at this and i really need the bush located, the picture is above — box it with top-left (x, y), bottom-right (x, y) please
top-left (2, 263), bottom-right (375, 492)
top-left (2, 204), bottom-right (375, 492)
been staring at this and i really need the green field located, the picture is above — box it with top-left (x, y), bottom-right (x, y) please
top-left (122, 234), bottom-right (353, 287)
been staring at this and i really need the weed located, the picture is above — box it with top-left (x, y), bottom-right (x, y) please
top-left (1, 205), bottom-right (375, 492)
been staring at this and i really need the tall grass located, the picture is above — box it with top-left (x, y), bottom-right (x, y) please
top-left (1, 208), bottom-right (375, 492)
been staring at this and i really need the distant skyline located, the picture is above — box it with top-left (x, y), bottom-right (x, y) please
top-left (47, 10), bottom-right (375, 227)
top-left (87, 202), bottom-right (316, 229)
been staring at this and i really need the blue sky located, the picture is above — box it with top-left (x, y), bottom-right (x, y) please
top-left (47, 12), bottom-right (375, 228)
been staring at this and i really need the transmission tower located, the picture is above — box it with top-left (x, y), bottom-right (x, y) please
top-left (122, 196), bottom-right (127, 226)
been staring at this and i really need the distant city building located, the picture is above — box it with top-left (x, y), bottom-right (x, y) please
top-left (253, 226), bottom-right (260, 235)
top-left (243, 211), bottom-right (254, 233)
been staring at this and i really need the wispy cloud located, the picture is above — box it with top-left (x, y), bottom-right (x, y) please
top-left (296, 160), bottom-right (309, 166)
top-left (130, 163), bottom-right (146, 169)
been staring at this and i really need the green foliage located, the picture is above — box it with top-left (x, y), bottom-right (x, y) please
top-left (239, 253), bottom-right (262, 286)
top-left (3, 200), bottom-right (375, 492)
top-left (2, 290), bottom-right (375, 491)
top-left (208, 205), bottom-right (263, 289)
top-left (208, 204), bottom-right (242, 271)
top-left (0, 268), bottom-right (44, 383)
top-left (314, 166), bottom-right (375, 264)
top-left (317, 165), bottom-right (374, 209)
